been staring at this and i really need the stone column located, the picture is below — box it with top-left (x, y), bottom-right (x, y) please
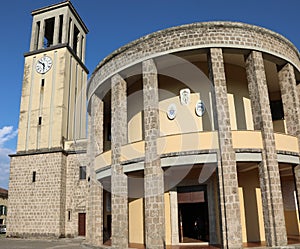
top-left (278, 63), bottom-right (300, 218)
top-left (143, 59), bottom-right (165, 249)
top-left (278, 63), bottom-right (300, 138)
top-left (111, 74), bottom-right (128, 248)
top-left (208, 48), bottom-right (242, 249)
top-left (86, 94), bottom-right (104, 247)
top-left (245, 51), bottom-right (287, 246)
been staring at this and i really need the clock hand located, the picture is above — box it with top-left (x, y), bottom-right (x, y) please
top-left (39, 60), bottom-right (45, 66)
top-left (40, 61), bottom-right (45, 70)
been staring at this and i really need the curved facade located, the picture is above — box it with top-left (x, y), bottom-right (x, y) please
top-left (86, 22), bottom-right (300, 249)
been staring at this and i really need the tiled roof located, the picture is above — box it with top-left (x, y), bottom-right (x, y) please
top-left (0, 188), bottom-right (8, 198)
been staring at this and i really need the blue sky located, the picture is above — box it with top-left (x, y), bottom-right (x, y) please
top-left (0, 0), bottom-right (300, 189)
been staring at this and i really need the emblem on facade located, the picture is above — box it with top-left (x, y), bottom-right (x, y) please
top-left (180, 88), bottom-right (191, 105)
top-left (195, 100), bottom-right (205, 117)
top-left (167, 104), bottom-right (177, 120)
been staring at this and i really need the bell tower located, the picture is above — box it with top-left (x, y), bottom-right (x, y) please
top-left (8, 1), bottom-right (89, 238)
top-left (17, 0), bottom-right (88, 152)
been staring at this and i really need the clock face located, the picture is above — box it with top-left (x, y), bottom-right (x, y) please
top-left (36, 56), bottom-right (52, 74)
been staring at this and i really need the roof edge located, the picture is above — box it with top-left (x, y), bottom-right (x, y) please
top-left (88, 21), bottom-right (300, 86)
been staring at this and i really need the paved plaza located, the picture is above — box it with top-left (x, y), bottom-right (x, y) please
top-left (0, 236), bottom-right (87, 249)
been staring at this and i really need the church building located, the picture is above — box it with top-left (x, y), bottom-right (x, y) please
top-left (7, 1), bottom-right (300, 249)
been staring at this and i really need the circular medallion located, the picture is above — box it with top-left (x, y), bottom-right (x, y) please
top-left (195, 100), bottom-right (205, 117)
top-left (167, 104), bottom-right (177, 120)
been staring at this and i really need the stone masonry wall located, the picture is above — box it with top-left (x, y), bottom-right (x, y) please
top-left (88, 22), bottom-right (300, 103)
top-left (65, 152), bottom-right (87, 237)
top-left (8, 152), bottom-right (67, 238)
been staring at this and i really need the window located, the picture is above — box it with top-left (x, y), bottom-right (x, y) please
top-left (270, 100), bottom-right (284, 121)
top-left (79, 166), bottom-right (86, 180)
top-left (68, 210), bottom-right (71, 221)
top-left (0, 205), bottom-right (7, 216)
top-left (38, 117), bottom-right (42, 125)
top-left (41, 79), bottom-right (45, 87)
top-left (32, 171), bottom-right (36, 182)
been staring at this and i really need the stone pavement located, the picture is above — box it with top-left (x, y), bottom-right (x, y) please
top-left (0, 237), bottom-right (86, 249)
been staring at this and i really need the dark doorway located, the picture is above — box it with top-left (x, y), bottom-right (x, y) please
top-left (178, 186), bottom-right (209, 243)
top-left (78, 213), bottom-right (86, 236)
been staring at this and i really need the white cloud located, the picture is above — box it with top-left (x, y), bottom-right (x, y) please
top-left (0, 126), bottom-right (18, 189)
top-left (0, 126), bottom-right (18, 147)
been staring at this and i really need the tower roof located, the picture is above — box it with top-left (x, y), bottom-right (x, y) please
top-left (31, 0), bottom-right (88, 34)
top-left (0, 187), bottom-right (8, 198)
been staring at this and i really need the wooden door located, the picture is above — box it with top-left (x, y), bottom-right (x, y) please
top-left (78, 213), bottom-right (86, 236)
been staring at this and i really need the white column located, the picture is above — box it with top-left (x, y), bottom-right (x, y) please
top-left (38, 19), bottom-right (45, 49)
top-left (53, 16), bottom-right (60, 45)
top-left (68, 19), bottom-right (74, 48)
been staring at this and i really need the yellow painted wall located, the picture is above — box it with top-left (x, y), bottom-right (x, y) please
top-left (275, 133), bottom-right (299, 153)
top-left (238, 168), bottom-right (265, 242)
top-left (128, 193), bottom-right (172, 245)
top-left (159, 93), bottom-right (206, 136)
top-left (225, 63), bottom-right (254, 130)
top-left (129, 198), bottom-right (144, 244)
top-left (127, 87), bottom-right (143, 143)
top-left (284, 211), bottom-right (300, 235)
top-left (95, 131), bottom-right (299, 170)
top-left (232, 131), bottom-right (263, 149)
top-left (281, 177), bottom-right (300, 236)
top-left (227, 93), bottom-right (237, 130)
top-left (165, 192), bottom-right (171, 245)
top-left (256, 188), bottom-right (265, 242)
top-left (239, 187), bottom-right (247, 242)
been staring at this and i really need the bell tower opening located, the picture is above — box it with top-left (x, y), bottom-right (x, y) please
top-left (44, 17), bottom-right (55, 48)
